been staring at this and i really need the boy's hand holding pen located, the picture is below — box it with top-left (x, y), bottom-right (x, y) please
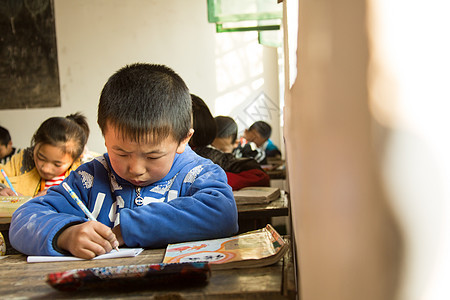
top-left (58, 182), bottom-right (120, 259)
top-left (56, 221), bottom-right (120, 259)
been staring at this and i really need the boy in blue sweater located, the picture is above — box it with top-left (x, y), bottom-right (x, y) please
top-left (9, 63), bottom-right (238, 259)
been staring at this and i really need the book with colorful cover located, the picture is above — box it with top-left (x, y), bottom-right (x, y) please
top-left (0, 196), bottom-right (32, 217)
top-left (162, 224), bottom-right (287, 270)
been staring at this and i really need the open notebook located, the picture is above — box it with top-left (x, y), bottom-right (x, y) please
top-left (27, 248), bottom-right (144, 263)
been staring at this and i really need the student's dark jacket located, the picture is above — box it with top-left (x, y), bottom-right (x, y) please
top-left (193, 146), bottom-right (270, 190)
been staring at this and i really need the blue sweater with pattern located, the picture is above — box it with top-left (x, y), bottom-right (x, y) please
top-left (9, 146), bottom-right (238, 256)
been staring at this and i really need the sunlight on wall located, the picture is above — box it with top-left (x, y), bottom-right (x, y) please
top-left (214, 31), bottom-right (264, 114)
top-left (213, 31), bottom-right (282, 144)
top-left (368, 1), bottom-right (450, 299)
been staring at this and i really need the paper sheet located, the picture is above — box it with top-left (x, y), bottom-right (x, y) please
top-left (27, 248), bottom-right (144, 263)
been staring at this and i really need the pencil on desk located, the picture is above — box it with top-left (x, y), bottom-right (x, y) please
top-left (62, 182), bottom-right (120, 252)
top-left (1, 169), bottom-right (18, 196)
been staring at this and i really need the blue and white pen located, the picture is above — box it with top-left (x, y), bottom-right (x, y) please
top-left (62, 182), bottom-right (95, 221)
top-left (62, 182), bottom-right (119, 251)
top-left (1, 169), bottom-right (18, 196)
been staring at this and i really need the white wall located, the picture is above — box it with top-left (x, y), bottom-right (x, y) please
top-left (0, 0), bottom-right (282, 154)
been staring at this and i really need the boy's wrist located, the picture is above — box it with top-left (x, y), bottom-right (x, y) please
top-left (53, 221), bottom-right (82, 255)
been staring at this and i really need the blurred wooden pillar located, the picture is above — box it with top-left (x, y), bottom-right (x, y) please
top-left (283, 0), bottom-right (403, 299)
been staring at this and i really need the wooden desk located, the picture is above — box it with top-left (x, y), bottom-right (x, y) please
top-left (237, 191), bottom-right (289, 233)
top-left (0, 242), bottom-right (296, 299)
top-left (266, 168), bottom-right (286, 180)
top-left (262, 159), bottom-right (286, 180)
top-left (0, 219), bottom-right (9, 231)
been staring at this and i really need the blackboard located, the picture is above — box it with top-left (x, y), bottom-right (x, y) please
top-left (0, 0), bottom-right (60, 109)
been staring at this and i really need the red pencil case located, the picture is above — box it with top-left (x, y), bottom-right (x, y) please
top-left (46, 262), bottom-right (211, 292)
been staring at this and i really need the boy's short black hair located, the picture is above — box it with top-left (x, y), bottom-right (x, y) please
top-left (190, 94), bottom-right (216, 148)
top-left (249, 121), bottom-right (272, 140)
top-left (0, 126), bottom-right (11, 146)
top-left (215, 116), bottom-right (238, 144)
top-left (97, 63), bottom-right (192, 144)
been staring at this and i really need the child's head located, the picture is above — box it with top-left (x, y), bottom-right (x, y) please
top-left (212, 116), bottom-right (238, 153)
top-left (0, 126), bottom-right (13, 159)
top-left (244, 121), bottom-right (272, 147)
top-left (97, 63), bottom-right (193, 186)
top-left (189, 94), bottom-right (216, 148)
top-left (30, 113), bottom-right (89, 180)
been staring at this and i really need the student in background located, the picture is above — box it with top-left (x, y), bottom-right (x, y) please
top-left (190, 94), bottom-right (270, 190)
top-left (253, 121), bottom-right (282, 159)
top-left (0, 126), bottom-right (19, 165)
top-left (211, 116), bottom-right (239, 153)
top-left (233, 121), bottom-right (281, 164)
top-left (9, 63), bottom-right (238, 258)
top-left (0, 113), bottom-right (89, 197)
